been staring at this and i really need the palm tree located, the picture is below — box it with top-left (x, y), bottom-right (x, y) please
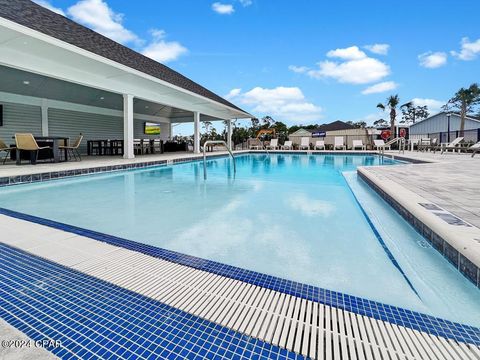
top-left (377, 94), bottom-right (400, 138)
top-left (444, 83), bottom-right (480, 136)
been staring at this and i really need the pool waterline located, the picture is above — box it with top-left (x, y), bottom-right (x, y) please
top-left (0, 153), bottom-right (478, 328)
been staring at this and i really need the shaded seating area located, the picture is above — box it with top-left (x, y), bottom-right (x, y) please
top-left (0, 138), bottom-right (14, 164)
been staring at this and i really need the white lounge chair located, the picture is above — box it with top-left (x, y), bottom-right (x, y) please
top-left (281, 140), bottom-right (293, 150)
top-left (352, 139), bottom-right (365, 150)
top-left (314, 140), bottom-right (325, 150)
top-left (334, 137), bottom-right (345, 150)
top-left (469, 141), bottom-right (480, 157)
top-left (441, 137), bottom-right (464, 154)
top-left (266, 138), bottom-right (279, 150)
top-left (374, 139), bottom-right (391, 150)
top-left (299, 137), bottom-right (310, 150)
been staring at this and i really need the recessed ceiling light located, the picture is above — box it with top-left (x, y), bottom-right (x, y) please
top-left (23, 80), bottom-right (30, 85)
top-left (145, 106), bottom-right (149, 109)
top-left (100, 96), bottom-right (105, 100)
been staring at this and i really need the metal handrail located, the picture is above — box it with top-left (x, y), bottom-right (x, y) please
top-left (203, 140), bottom-right (236, 180)
top-left (379, 137), bottom-right (405, 155)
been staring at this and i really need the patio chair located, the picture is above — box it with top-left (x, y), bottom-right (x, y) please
top-left (59, 134), bottom-right (83, 161)
top-left (373, 139), bottom-right (390, 150)
top-left (281, 140), bottom-right (293, 150)
top-left (0, 139), bottom-right (15, 164)
top-left (334, 137), bottom-right (345, 150)
top-left (314, 140), bottom-right (325, 150)
top-left (249, 138), bottom-right (263, 150)
top-left (440, 137), bottom-right (464, 154)
top-left (15, 133), bottom-right (52, 164)
top-left (299, 137), bottom-right (310, 150)
top-left (266, 138), bottom-right (279, 150)
top-left (352, 139), bottom-right (365, 150)
top-left (468, 141), bottom-right (480, 157)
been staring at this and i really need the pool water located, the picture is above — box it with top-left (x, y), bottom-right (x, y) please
top-left (0, 154), bottom-right (479, 327)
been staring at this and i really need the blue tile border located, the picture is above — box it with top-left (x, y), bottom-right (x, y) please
top-left (0, 243), bottom-right (302, 360)
top-left (0, 206), bottom-right (479, 346)
top-left (358, 170), bottom-right (480, 289)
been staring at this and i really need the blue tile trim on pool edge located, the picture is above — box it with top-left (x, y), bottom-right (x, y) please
top-left (343, 175), bottom-right (421, 298)
top-left (0, 207), bottom-right (479, 346)
top-left (0, 243), bottom-right (301, 360)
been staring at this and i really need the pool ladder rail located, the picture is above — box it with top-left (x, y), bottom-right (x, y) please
top-left (203, 140), bottom-right (236, 180)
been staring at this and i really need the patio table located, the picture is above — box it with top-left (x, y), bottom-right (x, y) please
top-left (87, 139), bottom-right (124, 156)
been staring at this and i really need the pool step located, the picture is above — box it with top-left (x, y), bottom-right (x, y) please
top-left (1, 215), bottom-right (479, 360)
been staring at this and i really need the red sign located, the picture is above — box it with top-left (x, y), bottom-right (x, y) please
top-left (381, 130), bottom-right (391, 140)
top-left (399, 128), bottom-right (406, 138)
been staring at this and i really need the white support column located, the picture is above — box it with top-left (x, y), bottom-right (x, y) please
top-left (193, 111), bottom-right (200, 154)
top-left (123, 94), bottom-right (134, 159)
top-left (227, 119), bottom-right (233, 150)
top-left (169, 122), bottom-right (173, 140)
top-left (41, 99), bottom-right (48, 136)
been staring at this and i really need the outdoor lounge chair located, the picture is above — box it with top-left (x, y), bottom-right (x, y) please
top-left (299, 137), bottom-right (310, 150)
top-left (266, 138), bottom-right (279, 150)
top-left (281, 140), bottom-right (293, 150)
top-left (373, 139), bottom-right (390, 150)
top-left (334, 137), bottom-right (345, 150)
top-left (249, 138), bottom-right (263, 150)
top-left (352, 139), bottom-right (365, 150)
top-left (440, 137), bottom-right (464, 154)
top-left (314, 140), bottom-right (325, 150)
top-left (15, 133), bottom-right (52, 164)
top-left (468, 141), bottom-right (480, 157)
top-left (59, 134), bottom-right (83, 161)
top-left (0, 139), bottom-right (15, 164)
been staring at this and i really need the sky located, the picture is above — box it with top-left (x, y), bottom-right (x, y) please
top-left (34, 0), bottom-right (480, 135)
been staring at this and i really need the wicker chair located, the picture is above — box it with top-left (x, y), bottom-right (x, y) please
top-left (0, 139), bottom-right (15, 164)
top-left (15, 133), bottom-right (51, 164)
top-left (59, 134), bottom-right (83, 161)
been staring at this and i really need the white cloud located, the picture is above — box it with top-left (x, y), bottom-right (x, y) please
top-left (288, 65), bottom-right (309, 74)
top-left (303, 46), bottom-right (390, 84)
top-left (212, 2), bottom-right (235, 14)
top-left (451, 37), bottom-right (480, 61)
top-left (326, 46), bottom-right (366, 60)
top-left (418, 51), bottom-right (447, 68)
top-left (364, 43), bottom-right (390, 55)
top-left (238, 0), bottom-right (253, 6)
top-left (225, 88), bottom-right (242, 99)
top-left (411, 98), bottom-right (445, 114)
top-left (227, 86), bottom-right (323, 122)
top-left (67, 0), bottom-right (139, 44)
top-left (142, 29), bottom-right (188, 63)
top-left (33, 0), bottom-right (65, 15)
top-left (361, 81), bottom-right (398, 95)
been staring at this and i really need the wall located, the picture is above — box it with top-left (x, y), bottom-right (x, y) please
top-left (409, 113), bottom-right (480, 139)
top-left (0, 101), bottom-right (42, 146)
top-left (0, 95), bottom-right (171, 155)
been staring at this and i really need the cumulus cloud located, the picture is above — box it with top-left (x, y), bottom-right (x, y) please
top-left (212, 2), bottom-right (235, 14)
top-left (361, 81), bottom-right (398, 95)
top-left (288, 65), bottom-right (310, 73)
top-left (226, 86), bottom-right (323, 122)
top-left (451, 37), bottom-right (480, 61)
top-left (67, 0), bottom-right (140, 44)
top-left (305, 46), bottom-right (390, 84)
top-left (33, 0), bottom-right (65, 15)
top-left (364, 43), bottom-right (390, 55)
top-left (410, 98), bottom-right (445, 114)
top-left (418, 51), bottom-right (447, 68)
top-left (142, 29), bottom-right (188, 63)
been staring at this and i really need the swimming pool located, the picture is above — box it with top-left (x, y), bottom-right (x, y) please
top-left (0, 153), bottom-right (479, 327)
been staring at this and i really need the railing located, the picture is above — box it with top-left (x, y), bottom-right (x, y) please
top-left (203, 140), bottom-right (236, 180)
top-left (411, 128), bottom-right (480, 145)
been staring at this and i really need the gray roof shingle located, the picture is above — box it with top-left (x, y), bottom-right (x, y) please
top-left (0, 0), bottom-right (249, 115)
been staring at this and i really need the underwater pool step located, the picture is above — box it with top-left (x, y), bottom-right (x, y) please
top-left (1, 215), bottom-right (479, 360)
